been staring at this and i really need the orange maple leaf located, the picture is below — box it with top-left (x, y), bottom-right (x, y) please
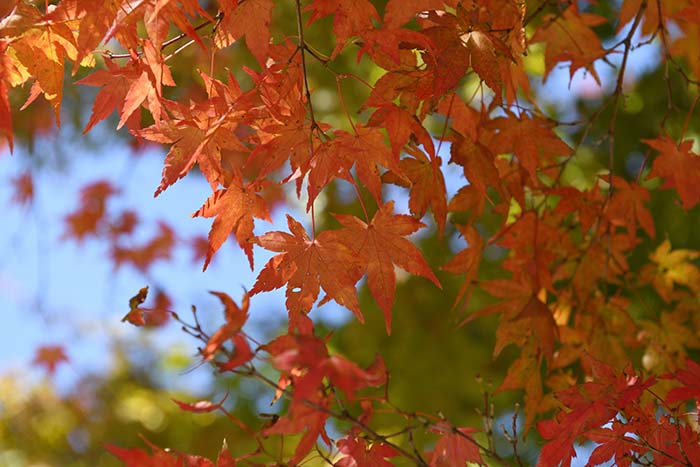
top-left (383, 145), bottom-right (447, 234)
top-left (251, 216), bottom-right (363, 320)
top-left (333, 201), bottom-right (441, 332)
top-left (645, 136), bottom-right (700, 210)
top-left (441, 224), bottom-right (482, 307)
top-left (139, 104), bottom-right (248, 196)
top-left (491, 114), bottom-right (571, 183)
top-left (464, 30), bottom-right (505, 94)
top-left (215, 0), bottom-right (274, 65)
top-left (202, 291), bottom-right (250, 362)
top-left (449, 133), bottom-right (502, 199)
top-left (532, 7), bottom-right (607, 84)
top-left (8, 3), bottom-right (82, 124)
top-left (383, 0), bottom-right (448, 28)
top-left (304, 0), bottom-right (379, 59)
top-left (77, 57), bottom-right (165, 133)
top-left (112, 222), bottom-right (175, 272)
top-left (0, 39), bottom-right (16, 151)
top-left (192, 171), bottom-right (271, 270)
top-left (606, 176), bottom-right (655, 238)
top-left (33, 344), bottom-right (69, 374)
top-left (63, 181), bottom-right (117, 241)
top-left (307, 126), bottom-right (402, 207)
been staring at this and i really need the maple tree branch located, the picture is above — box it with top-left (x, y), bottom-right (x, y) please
top-left (294, 0), bottom-right (318, 132)
top-left (101, 13), bottom-right (221, 60)
top-left (500, 405), bottom-right (525, 467)
top-left (335, 76), bottom-right (357, 134)
top-left (169, 301), bottom-right (527, 467)
top-left (680, 94), bottom-right (700, 142)
top-left (237, 363), bottom-right (431, 466)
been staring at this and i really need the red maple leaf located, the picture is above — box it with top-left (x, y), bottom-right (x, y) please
top-left (666, 358), bottom-right (700, 404)
top-left (429, 424), bottom-right (485, 467)
top-left (336, 436), bottom-right (398, 467)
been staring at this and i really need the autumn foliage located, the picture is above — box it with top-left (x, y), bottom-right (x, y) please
top-left (3, 0), bottom-right (700, 466)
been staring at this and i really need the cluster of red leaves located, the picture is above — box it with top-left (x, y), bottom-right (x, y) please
top-left (143, 290), bottom-right (488, 466)
top-left (4, 0), bottom-right (700, 465)
top-left (537, 357), bottom-right (700, 467)
top-left (107, 438), bottom-right (238, 467)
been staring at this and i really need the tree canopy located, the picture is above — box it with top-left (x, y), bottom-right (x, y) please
top-left (2, 0), bottom-right (700, 466)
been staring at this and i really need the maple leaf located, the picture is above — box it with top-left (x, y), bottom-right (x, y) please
top-left (10, 171), bottom-right (33, 206)
top-left (307, 125), bottom-right (403, 207)
top-left (448, 185), bottom-right (485, 220)
top-left (585, 425), bottom-right (639, 467)
top-left (215, 0), bottom-right (274, 65)
top-left (192, 171), bottom-right (271, 270)
top-left (251, 215), bottom-right (363, 320)
top-left (383, 0), bottom-right (448, 28)
top-left (645, 136), bottom-right (700, 210)
top-left (72, 0), bottom-right (120, 65)
top-left (449, 133), bottom-right (502, 199)
top-left (32, 344), bottom-right (69, 374)
top-left (429, 424), bottom-right (485, 467)
top-left (548, 185), bottom-right (604, 235)
top-left (605, 176), bottom-right (655, 238)
top-left (0, 39), bottom-right (16, 151)
top-left (463, 30), bottom-right (505, 94)
top-left (367, 104), bottom-right (435, 158)
top-left (106, 444), bottom-right (179, 467)
top-left (531, 6), bottom-right (607, 84)
top-left (263, 393), bottom-right (332, 465)
top-left (666, 358), bottom-right (700, 404)
top-left (336, 436), bottom-right (398, 467)
top-left (111, 222), bottom-right (176, 272)
top-left (8, 4), bottom-right (81, 123)
top-left (473, 278), bottom-right (559, 360)
top-left (139, 105), bottom-right (248, 196)
top-left (63, 180), bottom-right (117, 241)
top-left (264, 333), bottom-right (386, 403)
top-left (422, 23), bottom-right (471, 98)
top-left (304, 0), bottom-right (379, 59)
top-left (645, 239), bottom-right (700, 302)
top-left (441, 224), bottom-right (482, 307)
top-left (77, 52), bottom-right (176, 133)
top-left (77, 58), bottom-right (144, 133)
top-left (172, 392), bottom-right (228, 413)
top-left (491, 113), bottom-right (571, 183)
top-left (499, 352), bottom-right (546, 432)
top-left (121, 286), bottom-right (150, 326)
top-left (383, 145), bottom-right (447, 235)
top-left (536, 417), bottom-right (578, 467)
top-left (202, 291), bottom-right (250, 361)
top-left (333, 201), bottom-right (441, 332)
